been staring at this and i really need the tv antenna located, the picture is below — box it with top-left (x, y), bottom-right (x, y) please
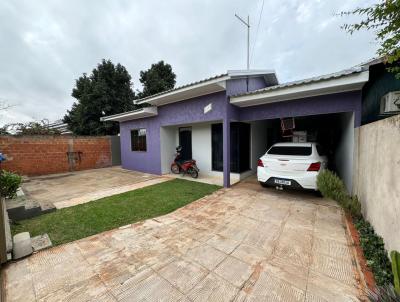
top-left (235, 14), bottom-right (250, 70)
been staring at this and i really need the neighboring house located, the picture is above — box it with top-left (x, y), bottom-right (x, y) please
top-left (101, 60), bottom-right (399, 190)
top-left (361, 58), bottom-right (400, 125)
top-left (48, 120), bottom-right (72, 135)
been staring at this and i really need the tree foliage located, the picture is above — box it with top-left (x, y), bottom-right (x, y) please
top-left (137, 61), bottom-right (176, 99)
top-left (342, 0), bottom-right (400, 78)
top-left (64, 60), bottom-right (135, 135)
top-left (1, 120), bottom-right (61, 136)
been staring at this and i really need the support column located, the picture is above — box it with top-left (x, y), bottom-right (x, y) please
top-left (223, 119), bottom-right (230, 188)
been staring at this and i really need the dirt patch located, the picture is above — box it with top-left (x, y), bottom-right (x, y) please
top-left (242, 261), bottom-right (264, 294)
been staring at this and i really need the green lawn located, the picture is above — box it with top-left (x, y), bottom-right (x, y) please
top-left (11, 179), bottom-right (220, 246)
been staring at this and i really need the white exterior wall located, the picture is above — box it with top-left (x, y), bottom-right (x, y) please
top-left (191, 124), bottom-right (213, 174)
top-left (250, 120), bottom-right (268, 172)
top-left (161, 123), bottom-right (214, 176)
top-left (191, 123), bottom-right (248, 180)
top-left (353, 115), bottom-right (400, 254)
top-left (161, 122), bottom-right (254, 183)
top-left (160, 126), bottom-right (178, 174)
top-left (335, 112), bottom-right (355, 192)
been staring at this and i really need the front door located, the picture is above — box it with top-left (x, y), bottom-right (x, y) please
top-left (179, 127), bottom-right (192, 160)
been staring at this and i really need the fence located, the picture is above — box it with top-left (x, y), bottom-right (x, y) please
top-left (0, 135), bottom-right (120, 176)
top-left (353, 114), bottom-right (400, 254)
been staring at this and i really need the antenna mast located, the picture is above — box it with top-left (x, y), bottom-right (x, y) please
top-left (235, 14), bottom-right (250, 70)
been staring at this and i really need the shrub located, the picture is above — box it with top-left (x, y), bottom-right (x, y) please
top-left (391, 251), bottom-right (400, 294)
top-left (354, 218), bottom-right (393, 286)
top-left (343, 195), bottom-right (362, 219)
top-left (0, 170), bottom-right (22, 199)
top-left (367, 284), bottom-right (400, 301)
top-left (317, 169), bottom-right (348, 202)
top-left (2, 120), bottom-right (61, 136)
top-left (316, 170), bottom-right (361, 218)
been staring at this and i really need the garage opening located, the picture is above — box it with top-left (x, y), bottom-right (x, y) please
top-left (249, 112), bottom-right (355, 191)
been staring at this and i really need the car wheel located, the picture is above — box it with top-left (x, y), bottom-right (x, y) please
top-left (314, 190), bottom-right (323, 197)
top-left (259, 182), bottom-right (268, 188)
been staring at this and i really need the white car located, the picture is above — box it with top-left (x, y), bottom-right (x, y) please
top-left (257, 142), bottom-right (327, 191)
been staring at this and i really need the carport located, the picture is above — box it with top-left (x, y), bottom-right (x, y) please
top-left (230, 67), bottom-right (369, 191)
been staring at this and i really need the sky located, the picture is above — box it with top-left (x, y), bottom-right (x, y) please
top-left (0, 0), bottom-right (379, 125)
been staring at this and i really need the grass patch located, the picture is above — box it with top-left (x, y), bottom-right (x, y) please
top-left (11, 179), bottom-right (220, 246)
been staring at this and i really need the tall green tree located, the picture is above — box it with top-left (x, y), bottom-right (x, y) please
top-left (342, 0), bottom-right (400, 78)
top-left (64, 60), bottom-right (135, 135)
top-left (137, 61), bottom-right (176, 99)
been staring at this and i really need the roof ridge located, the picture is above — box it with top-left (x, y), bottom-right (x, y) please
top-left (134, 69), bottom-right (277, 104)
top-left (231, 66), bottom-right (366, 98)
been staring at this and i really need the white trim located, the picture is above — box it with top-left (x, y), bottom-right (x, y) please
top-left (136, 76), bottom-right (230, 106)
top-left (230, 71), bottom-right (369, 107)
top-left (100, 107), bottom-right (158, 122)
top-left (135, 70), bottom-right (278, 107)
top-left (227, 69), bottom-right (275, 78)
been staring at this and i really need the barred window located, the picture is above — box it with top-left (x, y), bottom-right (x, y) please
top-left (131, 129), bottom-right (147, 151)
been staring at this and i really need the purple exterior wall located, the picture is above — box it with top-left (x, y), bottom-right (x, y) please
top-left (120, 91), bottom-right (227, 175)
top-left (119, 76), bottom-right (362, 188)
top-left (120, 77), bottom-right (267, 181)
top-left (226, 77), bottom-right (267, 96)
top-left (238, 91), bottom-right (362, 127)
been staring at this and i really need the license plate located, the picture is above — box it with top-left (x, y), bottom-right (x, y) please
top-left (274, 179), bottom-right (291, 186)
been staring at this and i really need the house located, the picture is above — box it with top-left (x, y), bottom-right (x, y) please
top-left (360, 58), bottom-right (400, 125)
top-left (48, 120), bottom-right (72, 135)
top-left (101, 59), bottom-right (399, 190)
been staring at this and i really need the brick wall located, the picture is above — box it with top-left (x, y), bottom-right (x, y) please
top-left (0, 136), bottom-right (112, 176)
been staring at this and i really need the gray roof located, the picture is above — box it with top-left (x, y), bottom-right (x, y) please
top-left (357, 56), bottom-right (384, 68)
top-left (233, 66), bottom-right (368, 98)
top-left (135, 73), bottom-right (228, 104)
top-left (135, 69), bottom-right (278, 104)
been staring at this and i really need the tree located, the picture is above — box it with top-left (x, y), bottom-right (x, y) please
top-left (342, 0), bottom-right (400, 78)
top-left (1, 120), bottom-right (61, 136)
top-left (64, 59), bottom-right (135, 135)
top-left (137, 61), bottom-right (176, 99)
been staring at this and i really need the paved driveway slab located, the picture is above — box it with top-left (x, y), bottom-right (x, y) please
top-left (22, 167), bottom-right (168, 209)
top-left (4, 179), bottom-right (362, 301)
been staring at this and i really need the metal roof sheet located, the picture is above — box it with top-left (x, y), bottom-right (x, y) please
top-left (232, 66), bottom-right (367, 98)
top-left (135, 73), bottom-right (228, 104)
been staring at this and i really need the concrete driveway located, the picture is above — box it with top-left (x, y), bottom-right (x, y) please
top-left (4, 179), bottom-right (361, 301)
top-left (22, 167), bottom-right (168, 209)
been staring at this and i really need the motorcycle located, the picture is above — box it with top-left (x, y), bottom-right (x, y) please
top-left (170, 146), bottom-right (199, 178)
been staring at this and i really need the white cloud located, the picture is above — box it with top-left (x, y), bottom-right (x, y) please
top-left (0, 0), bottom-right (380, 125)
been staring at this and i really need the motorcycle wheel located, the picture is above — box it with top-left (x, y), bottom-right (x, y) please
top-left (171, 164), bottom-right (180, 174)
top-left (188, 168), bottom-right (198, 179)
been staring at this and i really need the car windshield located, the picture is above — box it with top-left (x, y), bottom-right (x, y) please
top-left (268, 146), bottom-right (312, 156)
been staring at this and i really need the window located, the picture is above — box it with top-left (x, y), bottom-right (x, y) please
top-left (268, 146), bottom-right (312, 156)
top-left (131, 129), bottom-right (147, 151)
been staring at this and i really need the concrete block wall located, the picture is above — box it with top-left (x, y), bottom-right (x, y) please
top-left (352, 114), bottom-right (400, 254)
top-left (0, 136), bottom-right (112, 176)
